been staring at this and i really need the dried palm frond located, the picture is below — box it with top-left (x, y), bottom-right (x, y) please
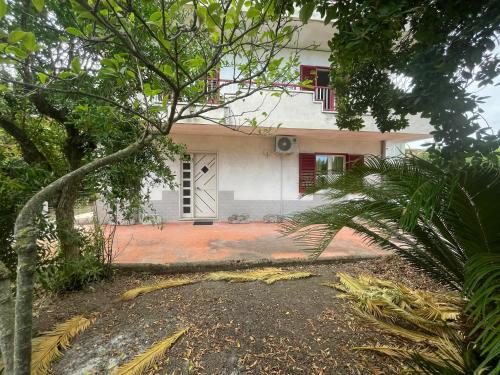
top-left (120, 278), bottom-right (197, 301)
top-left (331, 273), bottom-right (462, 327)
top-left (31, 314), bottom-right (96, 375)
top-left (325, 273), bottom-right (466, 373)
top-left (113, 326), bottom-right (189, 375)
top-left (356, 341), bottom-right (464, 373)
top-left (204, 267), bottom-right (314, 284)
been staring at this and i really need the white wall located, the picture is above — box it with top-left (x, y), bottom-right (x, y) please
top-left (149, 133), bottom-right (381, 203)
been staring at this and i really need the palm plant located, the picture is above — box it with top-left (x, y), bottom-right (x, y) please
top-left (282, 156), bottom-right (500, 373)
top-left (283, 156), bottom-right (500, 290)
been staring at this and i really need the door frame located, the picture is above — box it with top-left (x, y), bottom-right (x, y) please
top-left (178, 151), bottom-right (219, 220)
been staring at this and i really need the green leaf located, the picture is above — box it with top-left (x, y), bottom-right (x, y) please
top-left (246, 7), bottom-right (259, 19)
top-left (66, 27), bottom-right (84, 38)
top-left (32, 0), bottom-right (44, 12)
top-left (0, 0), bottom-right (7, 20)
top-left (143, 83), bottom-right (161, 97)
top-left (8, 31), bottom-right (27, 43)
top-left (70, 57), bottom-right (81, 73)
top-left (22, 32), bottom-right (37, 51)
top-left (299, 1), bottom-right (315, 24)
top-left (37, 72), bottom-right (47, 84)
top-left (149, 11), bottom-right (162, 22)
top-left (5, 45), bottom-right (27, 59)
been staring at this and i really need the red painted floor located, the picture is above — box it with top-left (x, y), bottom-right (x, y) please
top-left (111, 222), bottom-right (386, 264)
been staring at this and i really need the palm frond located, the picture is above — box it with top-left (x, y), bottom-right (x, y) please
top-left (464, 254), bottom-right (500, 374)
top-left (328, 273), bottom-right (465, 372)
top-left (120, 278), bottom-right (197, 301)
top-left (283, 155), bottom-right (500, 290)
top-left (31, 314), bottom-right (96, 375)
top-left (356, 340), bottom-right (464, 374)
top-left (113, 326), bottom-right (188, 375)
top-left (204, 268), bottom-right (314, 284)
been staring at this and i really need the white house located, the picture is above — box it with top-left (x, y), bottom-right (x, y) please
top-left (104, 15), bottom-right (432, 224)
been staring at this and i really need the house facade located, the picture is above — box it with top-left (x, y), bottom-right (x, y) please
top-left (101, 16), bottom-right (432, 224)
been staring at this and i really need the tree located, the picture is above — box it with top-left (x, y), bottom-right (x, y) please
top-left (292, 0), bottom-right (500, 165)
top-left (0, 0), bottom-right (180, 264)
top-left (0, 0), bottom-right (298, 373)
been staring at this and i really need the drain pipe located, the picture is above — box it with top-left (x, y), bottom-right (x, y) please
top-left (280, 153), bottom-right (284, 216)
top-left (380, 140), bottom-right (387, 158)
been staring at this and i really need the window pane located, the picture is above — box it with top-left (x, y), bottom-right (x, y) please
top-left (331, 156), bottom-right (344, 172)
top-left (183, 206), bottom-right (191, 213)
top-left (316, 154), bottom-right (345, 183)
top-left (183, 180), bottom-right (191, 187)
top-left (316, 155), bottom-right (328, 174)
top-left (316, 69), bottom-right (329, 86)
top-left (183, 171), bottom-right (190, 179)
top-left (183, 197), bottom-right (190, 205)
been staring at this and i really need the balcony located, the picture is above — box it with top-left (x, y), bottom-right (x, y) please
top-left (169, 76), bottom-right (431, 140)
top-left (207, 77), bottom-right (335, 111)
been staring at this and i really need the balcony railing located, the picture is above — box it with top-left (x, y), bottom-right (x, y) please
top-left (207, 78), bottom-right (335, 112)
top-left (314, 86), bottom-right (335, 111)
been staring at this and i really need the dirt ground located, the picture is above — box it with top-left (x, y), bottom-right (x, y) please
top-left (33, 256), bottom-right (443, 375)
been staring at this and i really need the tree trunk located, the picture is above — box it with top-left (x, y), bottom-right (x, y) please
top-left (13, 226), bottom-right (38, 375)
top-left (55, 178), bottom-right (81, 259)
top-left (0, 262), bottom-right (14, 375)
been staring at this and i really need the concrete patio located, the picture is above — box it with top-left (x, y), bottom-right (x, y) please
top-left (111, 222), bottom-right (386, 264)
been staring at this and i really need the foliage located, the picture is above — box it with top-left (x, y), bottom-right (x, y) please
top-left (120, 278), bottom-right (197, 301)
top-left (463, 255), bottom-right (500, 374)
top-left (113, 326), bottom-right (188, 375)
top-left (291, 0), bottom-right (500, 165)
top-left (283, 156), bottom-right (500, 291)
top-left (328, 273), bottom-right (468, 373)
top-left (0, 135), bottom-right (53, 272)
top-left (36, 220), bottom-right (115, 293)
top-left (0, 0), bottom-right (300, 371)
top-left (0, 0), bottom-right (183, 259)
top-left (204, 267), bottom-right (315, 284)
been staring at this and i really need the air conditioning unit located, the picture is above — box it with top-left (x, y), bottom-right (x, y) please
top-left (275, 136), bottom-right (298, 153)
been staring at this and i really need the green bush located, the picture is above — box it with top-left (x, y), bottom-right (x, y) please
top-left (37, 252), bottom-right (107, 293)
top-left (37, 220), bottom-right (114, 293)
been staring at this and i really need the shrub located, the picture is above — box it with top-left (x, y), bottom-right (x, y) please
top-left (37, 220), bottom-right (115, 293)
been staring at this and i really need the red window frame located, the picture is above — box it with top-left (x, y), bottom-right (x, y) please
top-left (299, 65), bottom-right (331, 89)
top-left (299, 152), bottom-right (364, 193)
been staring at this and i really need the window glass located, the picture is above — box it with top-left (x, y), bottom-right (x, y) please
top-left (316, 155), bottom-right (345, 183)
top-left (316, 69), bottom-right (330, 87)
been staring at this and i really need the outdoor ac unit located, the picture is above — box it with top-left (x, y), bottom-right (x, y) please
top-left (275, 136), bottom-right (298, 153)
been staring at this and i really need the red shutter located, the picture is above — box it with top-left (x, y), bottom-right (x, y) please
top-left (299, 153), bottom-right (316, 193)
top-left (346, 154), bottom-right (364, 170)
top-left (300, 65), bottom-right (316, 91)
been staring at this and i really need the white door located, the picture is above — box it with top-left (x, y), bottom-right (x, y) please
top-left (193, 153), bottom-right (217, 218)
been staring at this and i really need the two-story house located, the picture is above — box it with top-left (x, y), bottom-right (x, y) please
top-left (105, 15), bottom-right (432, 224)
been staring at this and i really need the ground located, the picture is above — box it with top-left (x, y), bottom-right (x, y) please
top-left (34, 256), bottom-right (442, 375)
top-left (111, 223), bottom-right (385, 264)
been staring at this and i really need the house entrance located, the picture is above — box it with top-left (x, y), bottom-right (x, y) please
top-left (181, 153), bottom-right (217, 218)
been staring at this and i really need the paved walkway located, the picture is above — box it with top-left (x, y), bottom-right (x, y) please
top-left (112, 222), bottom-right (386, 264)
